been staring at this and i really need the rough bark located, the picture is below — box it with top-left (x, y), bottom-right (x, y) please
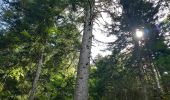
top-left (137, 42), bottom-right (148, 100)
top-left (74, 0), bottom-right (95, 100)
top-left (139, 62), bottom-right (148, 100)
top-left (28, 53), bottom-right (43, 100)
top-left (148, 57), bottom-right (163, 100)
top-left (146, 38), bottom-right (164, 99)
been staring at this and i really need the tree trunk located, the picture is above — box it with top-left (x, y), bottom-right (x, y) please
top-left (147, 43), bottom-right (163, 99)
top-left (150, 62), bottom-right (163, 100)
top-left (28, 52), bottom-right (43, 100)
top-left (137, 42), bottom-right (148, 100)
top-left (139, 61), bottom-right (148, 100)
top-left (74, 0), bottom-right (95, 100)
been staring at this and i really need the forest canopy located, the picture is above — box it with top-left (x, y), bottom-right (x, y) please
top-left (0, 0), bottom-right (170, 100)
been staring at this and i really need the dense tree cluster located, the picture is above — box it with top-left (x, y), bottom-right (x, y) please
top-left (0, 0), bottom-right (170, 100)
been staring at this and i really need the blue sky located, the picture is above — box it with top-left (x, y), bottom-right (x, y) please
top-left (0, 0), bottom-right (3, 5)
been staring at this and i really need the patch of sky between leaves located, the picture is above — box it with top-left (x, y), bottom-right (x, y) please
top-left (91, 0), bottom-right (169, 59)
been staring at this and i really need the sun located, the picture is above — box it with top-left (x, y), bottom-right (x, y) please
top-left (135, 29), bottom-right (143, 38)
